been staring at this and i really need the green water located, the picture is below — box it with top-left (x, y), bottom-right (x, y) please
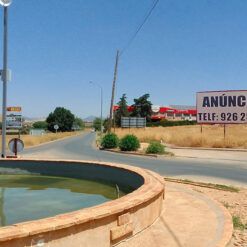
top-left (0, 175), bottom-right (124, 227)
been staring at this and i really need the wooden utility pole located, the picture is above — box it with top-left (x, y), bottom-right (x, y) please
top-left (108, 50), bottom-right (119, 132)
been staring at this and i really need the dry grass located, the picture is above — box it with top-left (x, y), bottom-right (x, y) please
top-left (1, 131), bottom-right (82, 149)
top-left (114, 125), bottom-right (247, 148)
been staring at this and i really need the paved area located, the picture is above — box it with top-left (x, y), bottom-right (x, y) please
top-left (22, 132), bottom-right (247, 188)
top-left (117, 182), bottom-right (233, 247)
top-left (168, 146), bottom-right (247, 162)
top-left (21, 134), bottom-right (235, 246)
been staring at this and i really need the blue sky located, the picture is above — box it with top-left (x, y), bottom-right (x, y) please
top-left (1, 0), bottom-right (247, 118)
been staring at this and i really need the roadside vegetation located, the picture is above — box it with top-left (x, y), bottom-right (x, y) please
top-left (115, 124), bottom-right (247, 149)
top-left (101, 133), bottom-right (119, 149)
top-left (0, 107), bottom-right (85, 150)
top-left (1, 131), bottom-right (83, 149)
top-left (164, 177), bottom-right (240, 193)
top-left (119, 134), bottom-right (140, 151)
top-left (233, 216), bottom-right (247, 231)
top-left (146, 141), bottom-right (165, 154)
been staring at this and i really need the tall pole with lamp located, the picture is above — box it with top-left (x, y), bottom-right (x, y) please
top-left (0, 0), bottom-right (12, 158)
top-left (89, 81), bottom-right (103, 135)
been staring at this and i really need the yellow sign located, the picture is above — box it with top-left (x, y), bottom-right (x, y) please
top-left (7, 106), bottom-right (22, 112)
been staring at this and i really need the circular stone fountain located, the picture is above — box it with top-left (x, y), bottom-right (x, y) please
top-left (0, 159), bottom-right (165, 247)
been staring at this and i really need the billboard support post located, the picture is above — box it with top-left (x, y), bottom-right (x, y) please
top-left (224, 124), bottom-right (226, 140)
top-left (200, 125), bottom-right (203, 145)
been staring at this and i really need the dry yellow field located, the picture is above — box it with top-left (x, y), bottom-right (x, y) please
top-left (1, 131), bottom-right (83, 149)
top-left (114, 125), bottom-right (247, 148)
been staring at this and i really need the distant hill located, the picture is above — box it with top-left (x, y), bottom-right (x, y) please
top-left (23, 116), bottom-right (46, 122)
top-left (83, 115), bottom-right (97, 122)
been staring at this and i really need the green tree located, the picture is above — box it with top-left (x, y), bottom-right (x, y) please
top-left (72, 117), bottom-right (85, 130)
top-left (115, 94), bottom-right (129, 127)
top-left (46, 107), bottom-right (75, 132)
top-left (131, 93), bottom-right (152, 122)
top-left (33, 121), bottom-right (48, 129)
top-left (93, 117), bottom-right (102, 131)
top-left (103, 118), bottom-right (110, 133)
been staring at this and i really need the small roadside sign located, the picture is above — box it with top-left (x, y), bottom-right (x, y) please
top-left (8, 138), bottom-right (24, 155)
top-left (6, 106), bottom-right (22, 129)
top-left (7, 106), bottom-right (21, 112)
top-left (54, 124), bottom-right (59, 133)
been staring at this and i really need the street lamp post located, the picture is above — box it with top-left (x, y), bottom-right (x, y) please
top-left (0, 0), bottom-right (12, 158)
top-left (89, 81), bottom-right (103, 135)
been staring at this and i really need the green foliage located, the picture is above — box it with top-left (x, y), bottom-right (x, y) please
top-left (232, 215), bottom-right (247, 230)
top-left (32, 121), bottom-right (48, 130)
top-left (103, 118), bottom-right (110, 133)
top-left (101, 133), bottom-right (119, 149)
top-left (73, 117), bottom-right (85, 130)
top-left (93, 117), bottom-right (102, 131)
top-left (46, 107), bottom-right (75, 132)
top-left (20, 125), bottom-right (31, 134)
top-left (147, 120), bottom-right (197, 127)
top-left (146, 141), bottom-right (165, 154)
top-left (119, 134), bottom-right (140, 151)
top-left (131, 94), bottom-right (152, 122)
top-left (115, 94), bottom-right (130, 127)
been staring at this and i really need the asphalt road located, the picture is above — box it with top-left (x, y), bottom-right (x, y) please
top-left (22, 132), bottom-right (247, 187)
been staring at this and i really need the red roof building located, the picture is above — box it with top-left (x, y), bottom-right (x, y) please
top-left (114, 105), bottom-right (197, 121)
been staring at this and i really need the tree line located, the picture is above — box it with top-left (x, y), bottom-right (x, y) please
top-left (114, 93), bottom-right (152, 127)
top-left (33, 107), bottom-right (85, 132)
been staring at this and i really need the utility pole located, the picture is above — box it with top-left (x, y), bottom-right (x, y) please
top-left (89, 81), bottom-right (103, 136)
top-left (108, 50), bottom-right (119, 133)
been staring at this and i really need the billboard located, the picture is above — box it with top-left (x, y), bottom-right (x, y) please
top-left (196, 90), bottom-right (247, 124)
top-left (121, 117), bottom-right (146, 128)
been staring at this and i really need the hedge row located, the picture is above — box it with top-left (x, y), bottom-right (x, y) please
top-left (147, 120), bottom-right (196, 127)
top-left (101, 133), bottom-right (165, 154)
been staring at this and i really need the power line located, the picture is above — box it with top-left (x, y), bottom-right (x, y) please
top-left (120, 0), bottom-right (160, 56)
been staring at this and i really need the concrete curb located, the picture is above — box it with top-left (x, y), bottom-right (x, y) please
top-left (167, 145), bottom-right (247, 152)
top-left (171, 183), bottom-right (234, 247)
top-left (117, 182), bottom-right (233, 247)
top-left (101, 148), bottom-right (158, 158)
top-left (213, 197), bottom-right (233, 247)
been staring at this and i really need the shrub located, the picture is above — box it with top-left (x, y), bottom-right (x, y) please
top-left (119, 134), bottom-right (140, 151)
top-left (101, 133), bottom-right (119, 149)
top-left (146, 120), bottom-right (197, 127)
top-left (146, 141), bottom-right (165, 154)
top-left (93, 118), bottom-right (102, 131)
top-left (33, 121), bottom-right (48, 130)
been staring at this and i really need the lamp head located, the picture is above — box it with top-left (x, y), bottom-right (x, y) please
top-left (0, 0), bottom-right (12, 7)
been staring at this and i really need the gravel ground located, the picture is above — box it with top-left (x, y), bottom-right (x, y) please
top-left (179, 183), bottom-right (247, 247)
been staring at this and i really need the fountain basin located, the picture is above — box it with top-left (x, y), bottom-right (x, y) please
top-left (0, 159), bottom-right (165, 247)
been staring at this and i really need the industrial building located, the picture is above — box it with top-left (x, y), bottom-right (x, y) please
top-left (114, 105), bottom-right (197, 121)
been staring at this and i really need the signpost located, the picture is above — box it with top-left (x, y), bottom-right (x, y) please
top-left (6, 106), bottom-right (22, 129)
top-left (8, 138), bottom-right (24, 156)
top-left (54, 124), bottom-right (59, 133)
top-left (0, 0), bottom-right (12, 158)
